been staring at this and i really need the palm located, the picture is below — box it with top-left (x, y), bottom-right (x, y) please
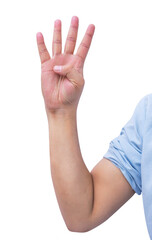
top-left (37, 16), bottom-right (95, 112)
top-left (41, 54), bottom-right (84, 110)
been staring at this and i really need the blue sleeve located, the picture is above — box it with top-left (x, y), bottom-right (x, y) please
top-left (103, 95), bottom-right (148, 195)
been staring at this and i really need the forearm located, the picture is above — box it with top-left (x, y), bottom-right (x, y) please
top-left (47, 110), bottom-right (94, 231)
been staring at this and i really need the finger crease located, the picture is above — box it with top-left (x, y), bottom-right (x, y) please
top-left (40, 48), bottom-right (48, 53)
top-left (38, 43), bottom-right (45, 46)
top-left (64, 50), bottom-right (72, 54)
top-left (70, 25), bottom-right (78, 30)
top-left (86, 33), bottom-right (92, 38)
top-left (54, 29), bottom-right (61, 33)
top-left (53, 40), bottom-right (61, 44)
top-left (80, 42), bottom-right (89, 49)
top-left (67, 36), bottom-right (76, 42)
top-left (77, 54), bottom-right (84, 61)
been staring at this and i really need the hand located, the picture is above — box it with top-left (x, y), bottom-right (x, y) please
top-left (36, 16), bottom-right (95, 114)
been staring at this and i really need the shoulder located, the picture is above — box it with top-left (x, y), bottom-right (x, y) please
top-left (142, 93), bottom-right (152, 102)
top-left (145, 93), bottom-right (152, 106)
top-left (133, 93), bottom-right (151, 117)
top-left (123, 93), bottom-right (151, 138)
top-left (139, 93), bottom-right (152, 115)
top-left (134, 93), bottom-right (152, 135)
top-left (141, 93), bottom-right (152, 121)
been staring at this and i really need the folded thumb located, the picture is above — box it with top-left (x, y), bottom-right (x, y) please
top-left (53, 64), bottom-right (71, 76)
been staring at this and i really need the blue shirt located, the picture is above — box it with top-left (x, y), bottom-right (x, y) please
top-left (103, 93), bottom-right (152, 239)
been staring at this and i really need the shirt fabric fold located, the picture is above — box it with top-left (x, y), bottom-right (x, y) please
top-left (103, 93), bottom-right (152, 239)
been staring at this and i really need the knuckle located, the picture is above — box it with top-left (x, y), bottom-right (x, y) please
top-left (86, 32), bottom-right (92, 38)
top-left (71, 25), bottom-right (78, 30)
top-left (77, 54), bottom-right (85, 61)
top-left (64, 50), bottom-right (71, 54)
top-left (80, 42), bottom-right (89, 49)
top-left (54, 29), bottom-right (61, 33)
top-left (40, 48), bottom-right (48, 55)
top-left (67, 36), bottom-right (76, 43)
top-left (53, 39), bottom-right (61, 44)
top-left (38, 42), bottom-right (44, 46)
top-left (80, 78), bottom-right (85, 86)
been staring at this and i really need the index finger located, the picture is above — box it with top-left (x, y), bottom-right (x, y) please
top-left (75, 24), bottom-right (95, 62)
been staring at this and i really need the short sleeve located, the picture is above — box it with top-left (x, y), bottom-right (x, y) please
top-left (103, 95), bottom-right (148, 195)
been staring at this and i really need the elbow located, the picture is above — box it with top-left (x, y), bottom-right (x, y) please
top-left (67, 226), bottom-right (92, 233)
top-left (66, 221), bottom-right (92, 233)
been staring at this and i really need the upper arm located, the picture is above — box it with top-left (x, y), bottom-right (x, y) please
top-left (86, 95), bottom-right (148, 231)
top-left (88, 157), bottom-right (135, 230)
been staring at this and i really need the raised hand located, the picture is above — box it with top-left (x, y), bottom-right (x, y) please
top-left (36, 16), bottom-right (95, 114)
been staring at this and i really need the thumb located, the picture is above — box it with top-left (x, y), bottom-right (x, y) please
top-left (53, 64), bottom-right (71, 76)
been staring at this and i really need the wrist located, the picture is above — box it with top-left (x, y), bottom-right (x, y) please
top-left (46, 107), bottom-right (77, 122)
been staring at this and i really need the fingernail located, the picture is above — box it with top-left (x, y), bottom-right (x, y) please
top-left (36, 32), bottom-right (43, 39)
top-left (54, 20), bottom-right (61, 27)
top-left (53, 66), bottom-right (62, 72)
top-left (72, 16), bottom-right (78, 26)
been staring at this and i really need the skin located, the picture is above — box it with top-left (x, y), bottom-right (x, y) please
top-left (36, 16), bottom-right (135, 232)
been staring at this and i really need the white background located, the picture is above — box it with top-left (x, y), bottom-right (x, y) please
top-left (0, 0), bottom-right (151, 239)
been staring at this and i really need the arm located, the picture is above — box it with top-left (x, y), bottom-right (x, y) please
top-left (47, 112), bottom-right (135, 232)
top-left (48, 111), bottom-right (94, 231)
top-left (36, 16), bottom-right (135, 232)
